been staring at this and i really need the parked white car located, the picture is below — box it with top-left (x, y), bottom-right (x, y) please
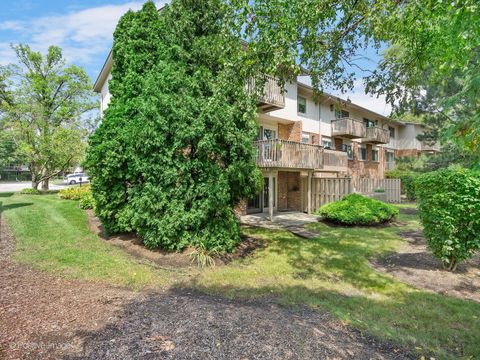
top-left (64, 173), bottom-right (89, 185)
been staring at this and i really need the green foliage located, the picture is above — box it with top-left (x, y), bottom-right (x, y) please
top-left (85, 1), bottom-right (262, 252)
top-left (79, 191), bottom-right (95, 210)
top-left (0, 44), bottom-right (95, 189)
top-left (0, 131), bottom-right (24, 170)
top-left (316, 193), bottom-right (398, 226)
top-left (59, 185), bottom-right (91, 200)
top-left (400, 174), bottom-right (417, 201)
top-left (19, 188), bottom-right (41, 195)
top-left (415, 168), bottom-right (480, 271)
top-left (373, 188), bottom-right (385, 193)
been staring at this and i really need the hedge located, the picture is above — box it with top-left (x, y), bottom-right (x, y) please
top-left (416, 168), bottom-right (480, 271)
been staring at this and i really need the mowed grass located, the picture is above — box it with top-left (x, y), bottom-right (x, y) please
top-left (1, 193), bottom-right (479, 358)
top-left (0, 192), bottom-right (179, 289)
top-left (194, 207), bottom-right (480, 359)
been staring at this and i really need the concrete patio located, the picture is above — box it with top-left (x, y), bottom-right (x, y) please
top-left (240, 211), bottom-right (321, 238)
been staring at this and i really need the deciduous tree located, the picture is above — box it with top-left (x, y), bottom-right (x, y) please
top-left (0, 45), bottom-right (95, 189)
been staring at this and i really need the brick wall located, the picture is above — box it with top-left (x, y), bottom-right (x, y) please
top-left (333, 140), bottom-right (386, 187)
top-left (278, 121), bottom-right (302, 142)
top-left (278, 171), bottom-right (301, 211)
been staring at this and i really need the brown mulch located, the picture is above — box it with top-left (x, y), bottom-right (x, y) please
top-left (86, 210), bottom-right (266, 267)
top-left (0, 215), bottom-right (138, 360)
top-left (1, 213), bottom-right (414, 360)
top-left (371, 230), bottom-right (480, 302)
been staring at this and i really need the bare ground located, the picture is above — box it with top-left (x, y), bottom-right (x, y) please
top-left (371, 230), bottom-right (480, 302)
top-left (1, 214), bottom-right (413, 360)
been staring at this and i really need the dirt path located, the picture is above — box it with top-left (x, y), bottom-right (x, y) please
top-left (372, 230), bottom-right (480, 302)
top-left (1, 215), bottom-right (411, 359)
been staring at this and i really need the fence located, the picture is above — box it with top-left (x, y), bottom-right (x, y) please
top-left (310, 177), bottom-right (352, 212)
top-left (356, 178), bottom-right (401, 203)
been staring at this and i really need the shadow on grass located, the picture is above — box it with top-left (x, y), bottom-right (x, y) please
top-left (0, 201), bottom-right (33, 214)
top-left (0, 192), bottom-right (14, 198)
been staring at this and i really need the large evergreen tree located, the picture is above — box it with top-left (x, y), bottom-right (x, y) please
top-left (85, 0), bottom-right (261, 251)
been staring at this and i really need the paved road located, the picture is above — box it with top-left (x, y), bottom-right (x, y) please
top-left (0, 182), bottom-right (68, 193)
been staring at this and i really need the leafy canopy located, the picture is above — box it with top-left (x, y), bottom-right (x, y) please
top-left (0, 44), bottom-right (96, 188)
top-left (85, 0), bottom-right (262, 252)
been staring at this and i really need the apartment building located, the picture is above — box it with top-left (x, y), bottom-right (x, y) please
top-left (94, 60), bottom-right (439, 218)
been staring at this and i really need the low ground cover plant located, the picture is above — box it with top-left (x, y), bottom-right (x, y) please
top-left (59, 185), bottom-right (91, 200)
top-left (59, 185), bottom-right (95, 210)
top-left (19, 188), bottom-right (57, 195)
top-left (316, 193), bottom-right (398, 225)
top-left (416, 168), bottom-right (480, 271)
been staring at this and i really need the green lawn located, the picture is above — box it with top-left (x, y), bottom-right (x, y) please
top-left (194, 209), bottom-right (480, 359)
top-left (0, 192), bottom-right (179, 289)
top-left (1, 192), bottom-right (479, 358)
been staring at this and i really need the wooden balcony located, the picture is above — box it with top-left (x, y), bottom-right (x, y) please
top-left (247, 75), bottom-right (285, 113)
top-left (253, 139), bottom-right (347, 171)
top-left (254, 139), bottom-right (323, 169)
top-left (331, 118), bottom-right (366, 139)
top-left (362, 127), bottom-right (390, 144)
top-left (421, 141), bottom-right (440, 152)
top-left (322, 149), bottom-right (348, 172)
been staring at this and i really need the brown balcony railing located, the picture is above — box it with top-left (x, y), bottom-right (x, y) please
top-left (323, 149), bottom-right (348, 172)
top-left (247, 75), bottom-right (285, 112)
top-left (363, 127), bottom-right (390, 144)
top-left (420, 141), bottom-right (440, 152)
top-left (254, 139), bottom-right (323, 169)
top-left (331, 118), bottom-right (366, 139)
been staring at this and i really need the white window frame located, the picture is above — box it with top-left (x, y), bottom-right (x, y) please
top-left (298, 96), bottom-right (307, 114)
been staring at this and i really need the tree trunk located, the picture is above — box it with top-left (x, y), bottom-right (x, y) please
top-left (41, 178), bottom-right (49, 191)
top-left (31, 180), bottom-right (39, 190)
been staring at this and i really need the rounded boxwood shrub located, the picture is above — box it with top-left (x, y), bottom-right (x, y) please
top-left (316, 193), bottom-right (398, 225)
top-left (415, 168), bottom-right (480, 271)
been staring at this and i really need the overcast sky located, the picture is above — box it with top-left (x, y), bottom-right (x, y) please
top-left (0, 0), bottom-right (391, 116)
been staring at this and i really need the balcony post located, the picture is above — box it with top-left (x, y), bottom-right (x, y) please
top-left (268, 174), bottom-right (274, 221)
top-left (307, 171), bottom-right (312, 214)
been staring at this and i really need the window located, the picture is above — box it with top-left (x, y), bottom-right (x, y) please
top-left (342, 143), bottom-right (353, 159)
top-left (322, 138), bottom-right (333, 149)
top-left (263, 128), bottom-right (276, 140)
top-left (301, 132), bottom-right (310, 144)
top-left (372, 145), bottom-right (379, 161)
top-left (389, 126), bottom-right (396, 138)
top-left (363, 118), bottom-right (375, 128)
top-left (386, 151), bottom-right (395, 169)
top-left (359, 145), bottom-right (367, 161)
top-left (298, 96), bottom-right (307, 114)
top-left (335, 109), bottom-right (350, 119)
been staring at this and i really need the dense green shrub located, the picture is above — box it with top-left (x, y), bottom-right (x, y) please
top-left (84, 1), bottom-right (261, 252)
top-left (59, 186), bottom-right (91, 200)
top-left (416, 168), bottom-right (480, 271)
top-left (79, 191), bottom-right (95, 210)
top-left (400, 174), bottom-right (417, 201)
top-left (316, 193), bottom-right (398, 225)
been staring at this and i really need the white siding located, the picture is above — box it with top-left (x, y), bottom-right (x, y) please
top-left (100, 74), bottom-right (112, 116)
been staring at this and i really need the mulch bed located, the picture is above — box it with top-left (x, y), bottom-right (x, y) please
top-left (86, 210), bottom-right (266, 267)
top-left (371, 230), bottom-right (480, 302)
top-left (0, 213), bottom-right (415, 359)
